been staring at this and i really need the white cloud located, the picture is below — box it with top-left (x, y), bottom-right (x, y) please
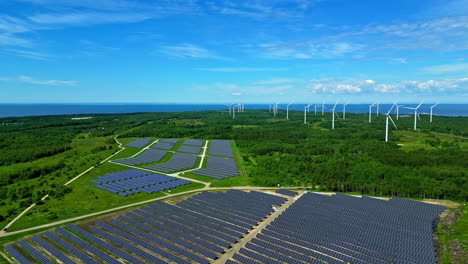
top-left (28, 12), bottom-right (155, 26)
top-left (2, 49), bottom-right (49, 60)
top-left (232, 92), bottom-right (242, 96)
top-left (159, 44), bottom-right (225, 59)
top-left (18, 75), bottom-right (77, 86)
top-left (308, 78), bottom-right (468, 95)
top-left (196, 67), bottom-right (287, 72)
top-left (255, 41), bottom-right (364, 60)
top-left (422, 63), bottom-right (468, 74)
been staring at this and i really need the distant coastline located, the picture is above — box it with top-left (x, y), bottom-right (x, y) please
top-left (0, 103), bottom-right (467, 118)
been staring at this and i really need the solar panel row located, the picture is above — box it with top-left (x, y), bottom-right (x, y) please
top-left (238, 192), bottom-right (445, 264)
top-left (160, 138), bottom-right (179, 144)
top-left (144, 152), bottom-right (198, 173)
top-left (177, 144), bottom-right (202, 154)
top-left (151, 141), bottom-right (175, 150)
top-left (208, 140), bottom-right (234, 158)
top-left (6, 190), bottom-right (289, 264)
top-left (183, 139), bottom-right (204, 146)
top-left (113, 148), bottom-right (168, 165)
top-left (275, 189), bottom-right (298, 196)
top-left (191, 156), bottom-right (239, 179)
top-left (126, 138), bottom-right (154, 148)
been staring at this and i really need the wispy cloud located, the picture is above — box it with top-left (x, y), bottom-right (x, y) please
top-left (306, 78), bottom-right (468, 95)
top-left (251, 42), bottom-right (364, 60)
top-left (196, 67), bottom-right (287, 72)
top-left (159, 44), bottom-right (226, 59)
top-left (422, 63), bottom-right (468, 74)
top-left (2, 49), bottom-right (49, 60)
top-left (18, 75), bottom-right (77, 86)
top-left (28, 12), bottom-right (155, 26)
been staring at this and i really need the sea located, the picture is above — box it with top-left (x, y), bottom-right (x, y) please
top-left (0, 104), bottom-right (467, 118)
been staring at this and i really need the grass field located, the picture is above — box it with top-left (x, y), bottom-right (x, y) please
top-left (6, 157), bottom-right (204, 232)
top-left (437, 203), bottom-right (468, 263)
top-left (395, 130), bottom-right (468, 150)
top-left (0, 134), bottom-right (116, 230)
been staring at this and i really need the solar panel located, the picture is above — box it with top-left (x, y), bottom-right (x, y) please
top-left (126, 138), bottom-right (154, 148)
top-left (208, 140), bottom-right (234, 157)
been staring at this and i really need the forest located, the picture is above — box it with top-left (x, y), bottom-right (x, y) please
top-left (0, 109), bottom-right (466, 226)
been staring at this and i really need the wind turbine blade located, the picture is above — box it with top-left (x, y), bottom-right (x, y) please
top-left (388, 115), bottom-right (398, 130)
top-left (333, 99), bottom-right (339, 109)
top-left (417, 113), bottom-right (421, 120)
top-left (416, 101), bottom-right (424, 109)
top-left (386, 104), bottom-right (395, 115)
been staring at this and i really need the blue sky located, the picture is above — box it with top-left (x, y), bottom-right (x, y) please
top-left (0, 0), bottom-right (467, 103)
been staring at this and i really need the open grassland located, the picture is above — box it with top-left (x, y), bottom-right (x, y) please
top-left (7, 158), bottom-right (204, 231)
top-left (0, 135), bottom-right (115, 230)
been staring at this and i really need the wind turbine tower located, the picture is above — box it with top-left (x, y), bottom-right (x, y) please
top-left (286, 103), bottom-right (293, 120)
top-left (376, 102), bottom-right (380, 116)
top-left (304, 104), bottom-right (311, 124)
top-left (384, 105), bottom-right (398, 142)
top-left (405, 101), bottom-right (424, 130)
top-left (343, 102), bottom-right (350, 119)
top-left (393, 102), bottom-right (404, 120)
top-left (331, 99), bottom-right (339, 129)
top-left (430, 103), bottom-right (438, 123)
top-left (321, 102), bottom-right (326, 116)
top-left (225, 104), bottom-right (232, 116)
top-left (369, 104), bottom-right (375, 123)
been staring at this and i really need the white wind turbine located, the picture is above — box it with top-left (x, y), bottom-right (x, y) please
top-left (314, 104), bottom-right (318, 115)
top-left (331, 99), bottom-right (339, 129)
top-left (225, 104), bottom-right (232, 116)
top-left (404, 101), bottom-right (424, 131)
top-left (430, 103), bottom-right (438, 123)
top-left (304, 104), bottom-right (312, 124)
top-left (368, 103), bottom-right (375, 123)
top-left (376, 101), bottom-right (380, 116)
top-left (286, 103), bottom-right (293, 119)
top-left (321, 102), bottom-right (326, 116)
top-left (342, 102), bottom-right (350, 119)
top-left (384, 105), bottom-right (398, 142)
top-left (393, 102), bottom-right (404, 120)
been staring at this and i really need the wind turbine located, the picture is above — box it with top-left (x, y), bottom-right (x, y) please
top-left (404, 101), bottom-right (424, 130)
top-left (321, 102), bottom-right (326, 116)
top-left (304, 104), bottom-right (311, 124)
top-left (393, 102), bottom-right (404, 120)
top-left (384, 105), bottom-right (398, 142)
top-left (369, 103), bottom-right (375, 123)
top-left (225, 104), bottom-right (232, 116)
top-left (314, 105), bottom-right (318, 115)
top-left (331, 99), bottom-right (339, 129)
top-left (430, 103), bottom-right (438, 123)
top-left (286, 103), bottom-right (293, 119)
top-left (342, 102), bottom-right (350, 119)
top-left (376, 102), bottom-right (380, 116)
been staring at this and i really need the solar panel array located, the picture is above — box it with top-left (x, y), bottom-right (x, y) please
top-left (232, 193), bottom-right (445, 264)
top-left (113, 148), bottom-right (168, 165)
top-left (177, 144), bottom-right (202, 154)
top-left (183, 139), bottom-right (204, 146)
top-left (160, 138), bottom-right (179, 144)
top-left (5, 190), bottom-right (287, 264)
top-left (126, 138), bottom-right (154, 148)
top-left (191, 156), bottom-right (239, 179)
top-left (91, 169), bottom-right (189, 196)
top-left (208, 140), bottom-right (234, 158)
top-left (151, 141), bottom-right (175, 150)
top-left (276, 189), bottom-right (298, 196)
top-left (144, 152), bottom-right (198, 173)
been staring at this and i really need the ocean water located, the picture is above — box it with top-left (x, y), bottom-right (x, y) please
top-left (0, 103), bottom-right (466, 118)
